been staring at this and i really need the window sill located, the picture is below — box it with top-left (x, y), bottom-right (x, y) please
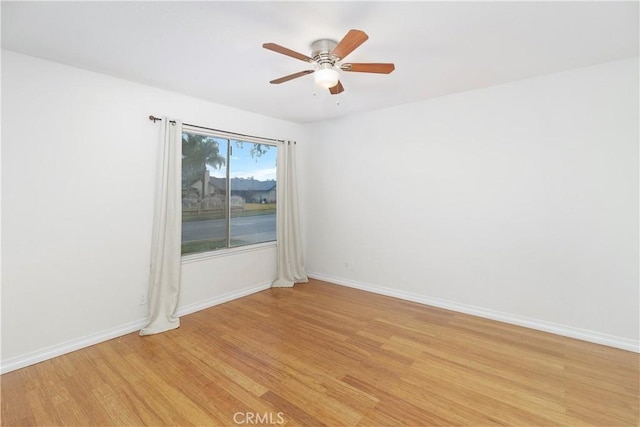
top-left (181, 241), bottom-right (277, 265)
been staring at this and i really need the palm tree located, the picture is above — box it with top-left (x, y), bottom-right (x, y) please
top-left (182, 133), bottom-right (226, 202)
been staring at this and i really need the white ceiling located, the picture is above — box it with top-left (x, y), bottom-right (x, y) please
top-left (2, 1), bottom-right (638, 124)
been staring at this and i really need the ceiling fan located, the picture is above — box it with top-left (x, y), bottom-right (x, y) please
top-left (263, 29), bottom-right (395, 95)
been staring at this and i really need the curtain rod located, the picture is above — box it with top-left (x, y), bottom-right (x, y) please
top-left (148, 115), bottom-right (284, 143)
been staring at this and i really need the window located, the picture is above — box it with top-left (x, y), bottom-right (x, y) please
top-left (181, 126), bottom-right (277, 255)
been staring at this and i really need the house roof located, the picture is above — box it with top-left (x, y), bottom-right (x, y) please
top-left (210, 177), bottom-right (276, 192)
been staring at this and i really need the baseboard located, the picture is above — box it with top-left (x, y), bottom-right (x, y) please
top-left (0, 319), bottom-right (148, 374)
top-left (308, 272), bottom-right (640, 353)
top-left (175, 281), bottom-right (272, 317)
top-left (5, 275), bottom-right (635, 375)
top-left (1, 281), bottom-right (273, 374)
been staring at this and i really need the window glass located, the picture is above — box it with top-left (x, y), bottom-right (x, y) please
top-left (181, 130), bottom-right (277, 255)
top-left (229, 140), bottom-right (277, 247)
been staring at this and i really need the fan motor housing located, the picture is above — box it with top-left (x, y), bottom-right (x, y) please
top-left (311, 39), bottom-right (338, 65)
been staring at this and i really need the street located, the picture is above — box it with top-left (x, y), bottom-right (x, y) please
top-left (182, 213), bottom-right (276, 245)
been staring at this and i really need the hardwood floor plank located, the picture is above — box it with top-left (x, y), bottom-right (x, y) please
top-left (342, 375), bottom-right (452, 426)
top-left (2, 279), bottom-right (638, 426)
top-left (261, 391), bottom-right (324, 426)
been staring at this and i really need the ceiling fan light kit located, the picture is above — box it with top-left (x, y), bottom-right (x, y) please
top-left (315, 64), bottom-right (340, 89)
top-left (311, 39), bottom-right (339, 89)
top-left (263, 29), bottom-right (395, 95)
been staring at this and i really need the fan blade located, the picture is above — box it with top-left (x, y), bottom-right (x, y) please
top-left (270, 70), bottom-right (314, 84)
top-left (329, 81), bottom-right (344, 95)
top-left (263, 43), bottom-right (314, 62)
top-left (331, 29), bottom-right (368, 60)
top-left (341, 63), bottom-right (395, 74)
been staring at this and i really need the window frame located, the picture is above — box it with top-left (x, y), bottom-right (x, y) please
top-left (181, 124), bottom-right (278, 259)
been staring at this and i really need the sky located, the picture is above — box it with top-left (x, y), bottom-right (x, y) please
top-left (206, 139), bottom-right (277, 181)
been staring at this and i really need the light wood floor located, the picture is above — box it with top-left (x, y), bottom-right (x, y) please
top-left (2, 279), bottom-right (638, 426)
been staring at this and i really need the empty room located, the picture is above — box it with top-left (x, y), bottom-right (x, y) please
top-left (1, 1), bottom-right (638, 426)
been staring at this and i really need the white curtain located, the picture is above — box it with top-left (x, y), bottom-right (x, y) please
top-left (140, 118), bottom-right (183, 335)
top-left (272, 140), bottom-right (308, 288)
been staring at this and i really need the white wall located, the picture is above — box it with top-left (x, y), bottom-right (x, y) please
top-left (2, 50), bottom-right (638, 373)
top-left (1, 51), bottom-right (305, 371)
top-left (303, 58), bottom-right (639, 350)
